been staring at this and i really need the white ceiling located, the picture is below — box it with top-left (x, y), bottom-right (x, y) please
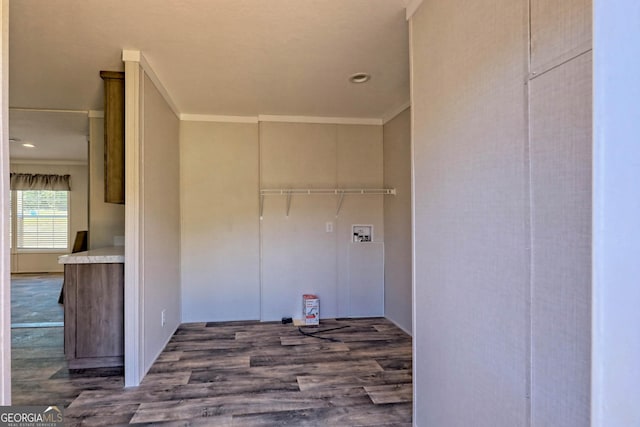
top-left (9, 110), bottom-right (88, 162)
top-left (9, 0), bottom-right (410, 119)
top-left (8, 1), bottom-right (410, 161)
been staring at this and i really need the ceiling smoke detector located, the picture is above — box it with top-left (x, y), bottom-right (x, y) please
top-left (349, 72), bottom-right (371, 84)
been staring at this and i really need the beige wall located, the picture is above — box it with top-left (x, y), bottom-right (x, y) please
top-left (530, 0), bottom-right (591, 74)
top-left (335, 125), bottom-right (385, 318)
top-left (529, 1), bottom-right (592, 425)
top-left (383, 108), bottom-right (412, 334)
top-left (180, 121), bottom-right (260, 322)
top-left (260, 122), bottom-right (383, 321)
top-left (141, 73), bottom-right (181, 371)
top-left (180, 120), bottom-right (385, 322)
top-left (88, 117), bottom-right (124, 249)
top-left (412, 0), bottom-right (531, 425)
top-left (411, 0), bottom-right (591, 425)
top-left (10, 162), bottom-right (88, 273)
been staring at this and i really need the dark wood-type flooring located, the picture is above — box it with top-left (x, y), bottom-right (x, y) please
top-left (11, 276), bottom-right (412, 425)
top-left (11, 273), bottom-right (64, 326)
top-left (11, 273), bottom-right (123, 408)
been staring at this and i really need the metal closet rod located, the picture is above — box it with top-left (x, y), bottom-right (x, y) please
top-left (260, 188), bottom-right (396, 195)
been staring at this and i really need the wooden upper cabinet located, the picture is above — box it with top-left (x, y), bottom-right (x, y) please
top-left (100, 71), bottom-right (125, 204)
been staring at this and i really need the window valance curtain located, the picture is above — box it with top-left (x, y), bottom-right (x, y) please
top-left (10, 173), bottom-right (71, 191)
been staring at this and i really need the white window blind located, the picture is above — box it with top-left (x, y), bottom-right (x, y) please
top-left (15, 190), bottom-right (69, 249)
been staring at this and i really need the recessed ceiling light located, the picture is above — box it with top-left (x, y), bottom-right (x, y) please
top-left (349, 72), bottom-right (371, 84)
top-left (22, 143), bottom-right (35, 148)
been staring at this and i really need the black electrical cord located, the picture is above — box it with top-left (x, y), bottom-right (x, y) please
top-left (298, 325), bottom-right (350, 342)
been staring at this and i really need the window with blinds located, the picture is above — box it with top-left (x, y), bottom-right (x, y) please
top-left (14, 190), bottom-right (69, 250)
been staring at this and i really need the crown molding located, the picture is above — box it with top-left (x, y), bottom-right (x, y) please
top-left (406, 0), bottom-right (424, 20)
top-left (122, 49), bottom-right (180, 119)
top-left (180, 114), bottom-right (383, 125)
top-left (9, 107), bottom-right (88, 115)
top-left (258, 115), bottom-right (382, 126)
top-left (180, 114), bottom-right (259, 123)
top-left (10, 158), bottom-right (87, 166)
top-left (382, 101), bottom-right (411, 125)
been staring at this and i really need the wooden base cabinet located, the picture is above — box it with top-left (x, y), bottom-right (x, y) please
top-left (64, 263), bottom-right (124, 368)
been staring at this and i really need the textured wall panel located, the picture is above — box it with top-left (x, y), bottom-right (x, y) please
top-left (260, 122), bottom-right (384, 321)
top-left (411, 0), bottom-right (530, 425)
top-left (180, 121), bottom-right (260, 322)
top-left (141, 73), bottom-right (181, 371)
top-left (260, 195), bottom-right (339, 320)
top-left (530, 52), bottom-right (592, 427)
top-left (259, 122), bottom-right (337, 188)
top-left (336, 124), bottom-right (384, 318)
top-left (531, 0), bottom-right (592, 74)
top-left (383, 108), bottom-right (412, 333)
top-left (348, 242), bottom-right (384, 317)
top-left (260, 122), bottom-right (339, 321)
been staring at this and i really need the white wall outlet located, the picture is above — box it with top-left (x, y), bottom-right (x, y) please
top-left (326, 221), bottom-right (334, 233)
top-left (161, 309), bottom-right (166, 327)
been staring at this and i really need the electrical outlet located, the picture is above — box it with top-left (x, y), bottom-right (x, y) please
top-left (161, 309), bottom-right (166, 327)
top-left (326, 222), bottom-right (334, 233)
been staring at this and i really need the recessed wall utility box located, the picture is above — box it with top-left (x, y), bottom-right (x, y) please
top-left (352, 225), bottom-right (373, 242)
top-left (303, 294), bottom-right (319, 326)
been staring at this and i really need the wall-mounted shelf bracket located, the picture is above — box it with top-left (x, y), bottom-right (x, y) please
top-left (336, 192), bottom-right (345, 217)
top-left (286, 192), bottom-right (292, 217)
top-left (259, 194), bottom-right (265, 220)
top-left (259, 188), bottom-right (396, 217)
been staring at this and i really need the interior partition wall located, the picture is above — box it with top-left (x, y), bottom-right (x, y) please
top-left (410, 0), bottom-right (592, 425)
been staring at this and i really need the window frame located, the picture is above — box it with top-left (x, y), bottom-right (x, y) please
top-left (10, 189), bottom-right (71, 253)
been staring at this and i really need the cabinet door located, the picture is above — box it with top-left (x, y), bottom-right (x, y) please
top-left (100, 71), bottom-right (125, 204)
top-left (75, 263), bottom-right (124, 358)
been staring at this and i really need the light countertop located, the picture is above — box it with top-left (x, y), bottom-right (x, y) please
top-left (58, 246), bottom-right (124, 264)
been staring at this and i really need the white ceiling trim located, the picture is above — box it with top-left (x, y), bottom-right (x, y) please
top-left (9, 107), bottom-right (88, 115)
top-left (258, 115), bottom-right (382, 126)
top-left (122, 49), bottom-right (180, 119)
top-left (405, 0), bottom-right (424, 20)
top-left (382, 101), bottom-right (411, 125)
top-left (180, 114), bottom-right (384, 126)
top-left (88, 110), bottom-right (104, 118)
top-left (180, 114), bottom-right (259, 124)
top-left (121, 50), bottom-right (140, 62)
top-left (10, 158), bottom-right (88, 166)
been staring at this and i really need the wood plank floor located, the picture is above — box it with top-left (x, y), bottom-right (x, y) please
top-left (11, 325), bottom-right (125, 408)
top-left (14, 318), bottom-right (412, 426)
top-left (12, 275), bottom-right (412, 426)
top-left (10, 273), bottom-right (125, 408)
top-left (11, 273), bottom-right (64, 326)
